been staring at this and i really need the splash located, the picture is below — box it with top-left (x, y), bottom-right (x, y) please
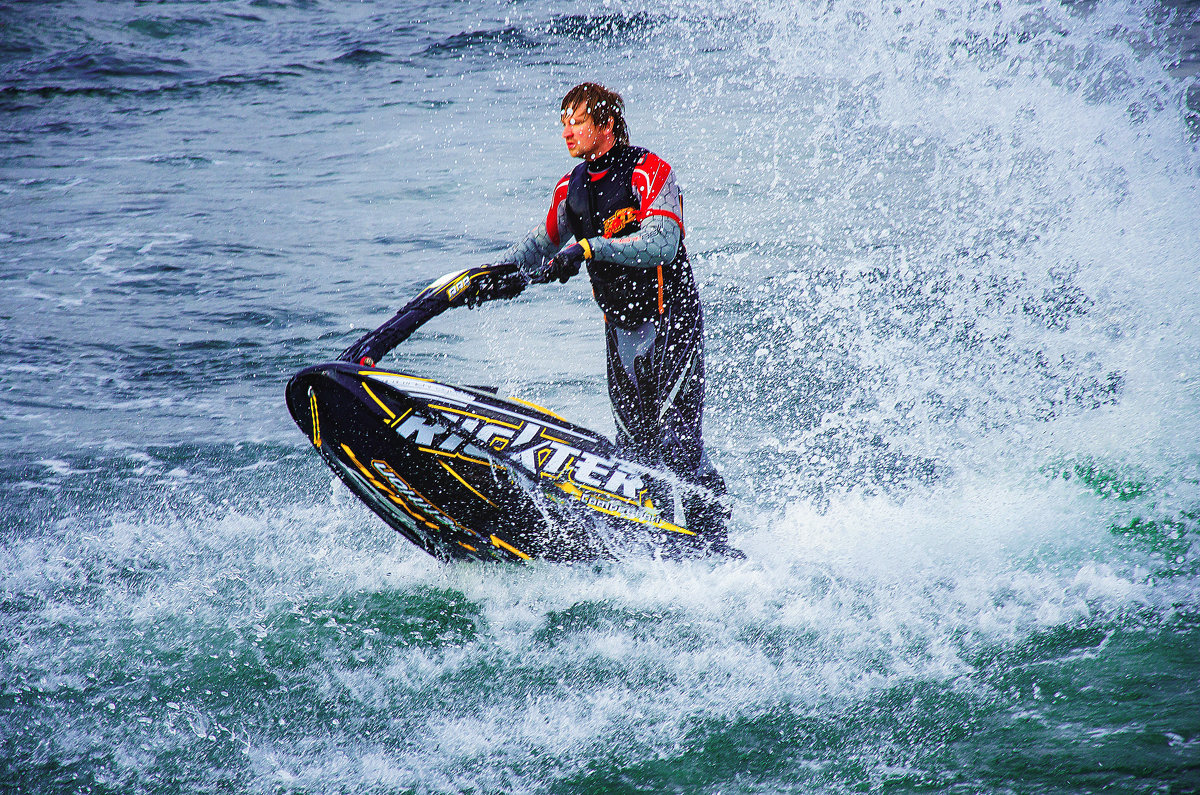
top-left (652, 0), bottom-right (1200, 516)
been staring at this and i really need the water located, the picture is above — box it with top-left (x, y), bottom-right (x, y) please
top-left (3, 0), bottom-right (1199, 791)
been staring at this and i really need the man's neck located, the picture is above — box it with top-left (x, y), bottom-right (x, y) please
top-left (586, 142), bottom-right (623, 167)
top-left (585, 137), bottom-right (617, 161)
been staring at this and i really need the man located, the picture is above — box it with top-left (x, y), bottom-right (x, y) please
top-left (500, 82), bottom-right (730, 550)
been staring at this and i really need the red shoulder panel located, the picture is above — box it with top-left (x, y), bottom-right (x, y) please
top-left (631, 153), bottom-right (672, 210)
top-left (546, 174), bottom-right (570, 247)
top-left (631, 153), bottom-right (683, 236)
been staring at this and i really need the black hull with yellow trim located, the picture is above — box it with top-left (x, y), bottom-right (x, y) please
top-left (286, 361), bottom-right (704, 562)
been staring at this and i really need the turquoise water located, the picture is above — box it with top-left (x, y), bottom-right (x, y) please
top-left (2, 0), bottom-right (1199, 792)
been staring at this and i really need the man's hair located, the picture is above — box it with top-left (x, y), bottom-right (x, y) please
top-left (561, 82), bottom-right (629, 146)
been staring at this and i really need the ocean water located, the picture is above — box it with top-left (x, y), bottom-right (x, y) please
top-left (2, 0), bottom-right (1199, 792)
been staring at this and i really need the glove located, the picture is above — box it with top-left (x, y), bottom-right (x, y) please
top-left (534, 241), bottom-right (590, 284)
top-left (465, 264), bottom-right (528, 308)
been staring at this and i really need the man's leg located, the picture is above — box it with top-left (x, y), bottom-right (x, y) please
top-left (605, 309), bottom-right (730, 549)
top-left (656, 318), bottom-right (731, 548)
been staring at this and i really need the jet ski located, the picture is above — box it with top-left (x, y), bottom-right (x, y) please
top-left (285, 263), bottom-right (732, 563)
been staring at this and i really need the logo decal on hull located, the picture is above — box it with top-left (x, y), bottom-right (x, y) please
top-left (364, 373), bottom-right (693, 534)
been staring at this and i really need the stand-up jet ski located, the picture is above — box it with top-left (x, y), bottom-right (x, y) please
top-left (285, 263), bottom-right (732, 563)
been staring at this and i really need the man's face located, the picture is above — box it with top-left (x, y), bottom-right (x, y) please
top-left (561, 104), bottom-right (613, 160)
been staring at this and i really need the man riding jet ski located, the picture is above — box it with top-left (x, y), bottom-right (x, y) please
top-left (287, 83), bottom-right (734, 563)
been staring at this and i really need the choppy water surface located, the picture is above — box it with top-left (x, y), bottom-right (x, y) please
top-left (3, 0), bottom-right (1199, 792)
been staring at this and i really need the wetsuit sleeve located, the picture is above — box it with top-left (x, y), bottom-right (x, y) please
top-left (501, 174), bottom-right (572, 276)
top-left (586, 154), bottom-right (684, 269)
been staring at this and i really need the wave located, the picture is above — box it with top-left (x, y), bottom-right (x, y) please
top-left (419, 11), bottom-right (666, 59)
top-left (420, 26), bottom-right (541, 57)
top-left (0, 67), bottom-right (309, 105)
top-left (2, 456), bottom-right (1195, 791)
top-left (125, 16), bottom-right (213, 40)
top-left (327, 47), bottom-right (391, 67)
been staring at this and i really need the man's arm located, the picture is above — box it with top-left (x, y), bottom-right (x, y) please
top-left (586, 212), bottom-right (680, 269)
top-left (501, 175), bottom-right (572, 276)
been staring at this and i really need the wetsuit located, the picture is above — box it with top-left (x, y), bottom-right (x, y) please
top-left (503, 144), bottom-right (728, 543)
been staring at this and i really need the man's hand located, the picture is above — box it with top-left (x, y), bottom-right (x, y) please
top-left (533, 241), bottom-right (590, 284)
top-left (465, 264), bottom-right (528, 308)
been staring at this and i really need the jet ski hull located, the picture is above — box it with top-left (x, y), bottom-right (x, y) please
top-left (286, 361), bottom-right (704, 562)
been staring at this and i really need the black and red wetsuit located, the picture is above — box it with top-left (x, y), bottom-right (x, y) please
top-left (503, 144), bottom-right (727, 541)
